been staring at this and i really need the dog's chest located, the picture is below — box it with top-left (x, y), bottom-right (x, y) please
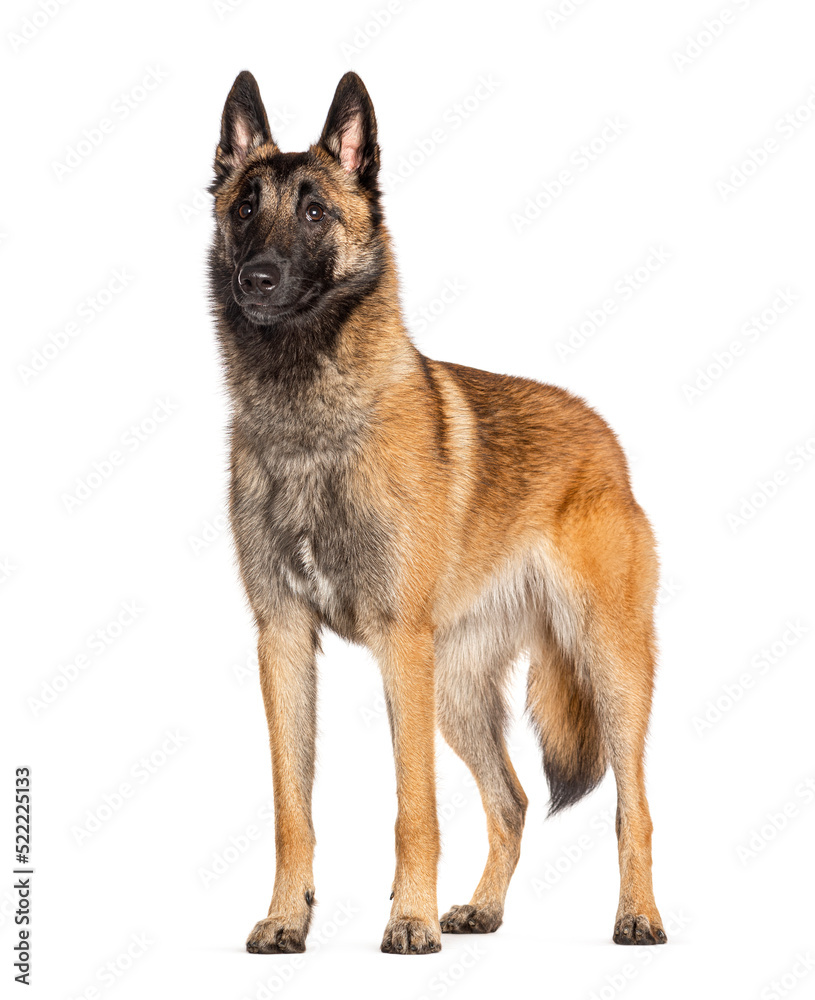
top-left (233, 441), bottom-right (393, 642)
top-left (274, 462), bottom-right (352, 606)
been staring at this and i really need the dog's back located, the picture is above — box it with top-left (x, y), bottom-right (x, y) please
top-left (210, 70), bottom-right (665, 954)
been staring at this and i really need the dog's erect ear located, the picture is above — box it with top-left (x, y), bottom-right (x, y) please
top-left (318, 72), bottom-right (379, 188)
top-left (214, 71), bottom-right (277, 185)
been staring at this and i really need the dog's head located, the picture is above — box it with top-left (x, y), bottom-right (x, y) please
top-left (209, 71), bottom-right (385, 332)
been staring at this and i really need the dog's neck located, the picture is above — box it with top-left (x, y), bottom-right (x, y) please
top-left (221, 232), bottom-right (417, 456)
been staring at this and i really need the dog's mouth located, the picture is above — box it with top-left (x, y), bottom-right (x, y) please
top-left (232, 276), bottom-right (321, 325)
top-left (239, 300), bottom-right (299, 324)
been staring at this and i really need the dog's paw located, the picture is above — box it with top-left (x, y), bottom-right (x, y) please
top-left (246, 915), bottom-right (309, 954)
top-left (613, 913), bottom-right (667, 946)
top-left (380, 917), bottom-right (441, 954)
top-left (440, 903), bottom-right (503, 934)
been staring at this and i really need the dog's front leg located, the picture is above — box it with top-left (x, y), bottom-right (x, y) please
top-left (246, 609), bottom-right (318, 954)
top-left (378, 626), bottom-right (441, 954)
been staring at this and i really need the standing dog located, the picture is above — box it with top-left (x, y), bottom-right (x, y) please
top-left (208, 70), bottom-right (666, 955)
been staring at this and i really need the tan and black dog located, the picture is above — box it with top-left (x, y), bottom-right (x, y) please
top-left (209, 70), bottom-right (666, 955)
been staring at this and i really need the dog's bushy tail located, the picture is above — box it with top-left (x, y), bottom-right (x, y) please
top-left (527, 647), bottom-right (607, 815)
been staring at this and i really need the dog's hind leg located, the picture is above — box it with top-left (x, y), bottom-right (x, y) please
top-left (594, 629), bottom-right (667, 945)
top-left (436, 637), bottom-right (528, 934)
top-left (526, 504), bottom-right (667, 945)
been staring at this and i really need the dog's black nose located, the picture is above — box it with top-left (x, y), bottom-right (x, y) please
top-left (238, 263), bottom-right (281, 296)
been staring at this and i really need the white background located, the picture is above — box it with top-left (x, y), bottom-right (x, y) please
top-left (3, 1), bottom-right (814, 998)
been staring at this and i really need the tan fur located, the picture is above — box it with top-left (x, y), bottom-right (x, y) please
top-left (214, 72), bottom-right (665, 954)
top-left (354, 249), bottom-right (663, 944)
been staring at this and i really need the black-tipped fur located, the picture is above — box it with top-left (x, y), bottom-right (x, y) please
top-left (529, 661), bottom-right (608, 816)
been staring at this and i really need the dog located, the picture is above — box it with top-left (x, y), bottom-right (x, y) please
top-left (208, 70), bottom-right (666, 955)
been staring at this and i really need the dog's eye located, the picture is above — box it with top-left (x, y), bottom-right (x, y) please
top-left (237, 202), bottom-right (253, 220)
top-left (306, 203), bottom-right (324, 222)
